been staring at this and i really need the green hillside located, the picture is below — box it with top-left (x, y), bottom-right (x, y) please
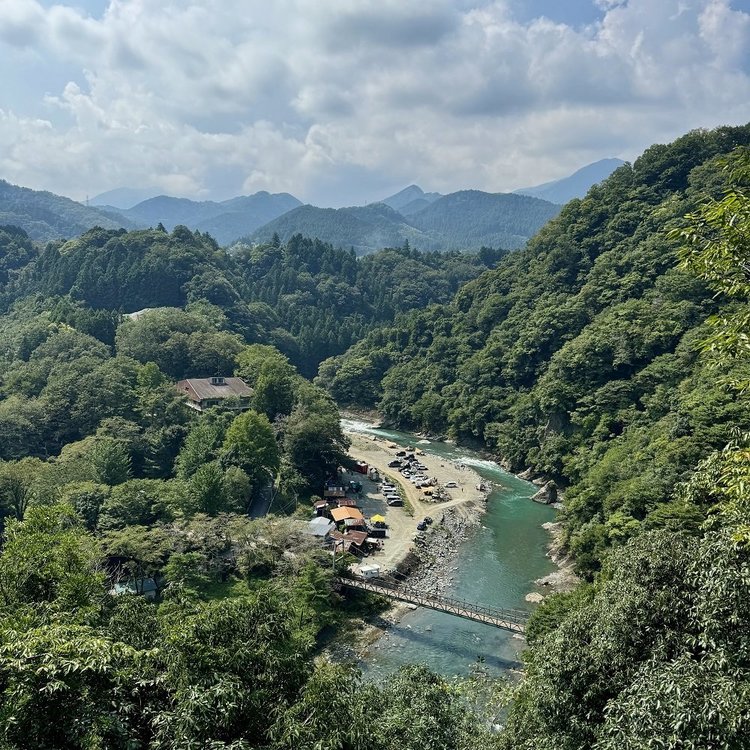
top-left (248, 191), bottom-right (559, 253)
top-left (318, 125), bottom-right (750, 573)
top-left (0, 224), bottom-right (503, 379)
top-left (0, 179), bottom-right (135, 241)
top-left (318, 124), bottom-right (750, 747)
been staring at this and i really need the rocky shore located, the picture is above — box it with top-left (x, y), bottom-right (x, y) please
top-left (323, 499), bottom-right (490, 666)
top-left (394, 502), bottom-right (486, 596)
top-left (328, 421), bottom-right (577, 666)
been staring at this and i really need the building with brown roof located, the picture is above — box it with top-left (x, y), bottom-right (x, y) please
top-left (330, 507), bottom-right (365, 523)
top-left (176, 376), bottom-right (253, 412)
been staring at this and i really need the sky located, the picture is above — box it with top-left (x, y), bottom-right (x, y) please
top-left (1, 0), bottom-right (749, 207)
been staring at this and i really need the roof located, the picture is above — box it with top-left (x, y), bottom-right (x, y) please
top-left (177, 377), bottom-right (253, 402)
top-left (306, 518), bottom-right (335, 537)
top-left (330, 507), bottom-right (365, 522)
top-left (344, 530), bottom-right (369, 546)
top-left (370, 514), bottom-right (386, 523)
top-left (329, 531), bottom-right (353, 552)
top-left (337, 498), bottom-right (359, 508)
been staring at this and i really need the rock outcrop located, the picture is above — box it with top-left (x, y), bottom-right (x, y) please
top-left (531, 480), bottom-right (558, 504)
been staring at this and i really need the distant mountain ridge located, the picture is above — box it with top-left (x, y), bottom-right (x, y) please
top-left (381, 184), bottom-right (442, 212)
top-left (2, 157), bottom-right (619, 251)
top-left (90, 187), bottom-right (160, 209)
top-left (514, 158), bottom-right (626, 204)
top-left (0, 179), bottom-right (138, 242)
top-left (247, 190), bottom-right (560, 254)
top-left (115, 192), bottom-right (303, 245)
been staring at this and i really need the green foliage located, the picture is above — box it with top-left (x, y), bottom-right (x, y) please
top-left (89, 438), bottom-right (132, 486)
top-left (222, 409), bottom-right (280, 491)
top-left (163, 551), bottom-right (211, 596)
top-left (500, 515), bottom-right (750, 749)
top-left (0, 504), bottom-right (104, 615)
top-left (283, 384), bottom-right (350, 491)
top-left (116, 307), bottom-right (245, 379)
top-left (0, 225), bottom-right (36, 287)
top-left (0, 623), bottom-right (154, 748)
top-left (61, 481), bottom-right (110, 530)
top-left (324, 125), bottom-right (750, 574)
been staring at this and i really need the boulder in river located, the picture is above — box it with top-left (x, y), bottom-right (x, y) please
top-left (531, 480), bottom-right (558, 505)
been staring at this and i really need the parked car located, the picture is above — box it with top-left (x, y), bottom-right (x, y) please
top-left (388, 459), bottom-right (402, 467)
top-left (444, 481), bottom-right (458, 488)
top-left (424, 516), bottom-right (433, 525)
top-left (416, 521), bottom-right (427, 531)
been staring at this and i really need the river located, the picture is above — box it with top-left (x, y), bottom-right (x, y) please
top-left (341, 418), bottom-right (557, 679)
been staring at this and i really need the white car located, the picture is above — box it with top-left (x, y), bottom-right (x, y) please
top-left (444, 481), bottom-right (458, 488)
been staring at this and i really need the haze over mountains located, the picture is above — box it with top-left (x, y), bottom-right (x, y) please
top-left (113, 193), bottom-right (303, 245)
top-left (514, 158), bottom-right (626, 204)
top-left (1, 158), bottom-right (624, 252)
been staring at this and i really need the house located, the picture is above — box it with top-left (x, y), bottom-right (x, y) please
top-left (330, 507), bottom-right (365, 523)
top-left (305, 517), bottom-right (335, 538)
top-left (176, 376), bottom-right (253, 412)
top-left (323, 481), bottom-right (348, 499)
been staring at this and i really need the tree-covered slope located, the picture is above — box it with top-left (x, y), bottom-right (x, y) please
top-left (0, 179), bottom-right (136, 241)
top-left (249, 190), bottom-right (559, 254)
top-left (0, 223), bottom-right (503, 379)
top-left (407, 190), bottom-right (560, 249)
top-left (318, 125), bottom-right (750, 575)
top-left (497, 145), bottom-right (750, 750)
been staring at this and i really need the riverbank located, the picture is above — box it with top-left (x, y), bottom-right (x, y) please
top-left (345, 431), bottom-right (489, 576)
top-left (536, 521), bottom-right (579, 592)
top-left (347, 423), bottom-right (578, 596)
top-left (322, 431), bottom-right (492, 664)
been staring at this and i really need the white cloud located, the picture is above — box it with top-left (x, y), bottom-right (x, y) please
top-left (0, 0), bottom-right (748, 205)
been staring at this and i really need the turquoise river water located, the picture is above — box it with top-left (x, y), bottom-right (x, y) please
top-left (341, 418), bottom-right (557, 680)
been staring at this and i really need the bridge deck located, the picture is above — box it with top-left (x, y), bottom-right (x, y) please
top-left (337, 577), bottom-right (527, 633)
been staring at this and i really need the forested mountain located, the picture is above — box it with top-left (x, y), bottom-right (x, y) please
top-left (380, 184), bottom-right (442, 212)
top-left (248, 190), bottom-right (559, 253)
top-left (406, 190), bottom-right (560, 248)
top-left (319, 124), bottom-right (750, 746)
top-left (0, 223), bottom-right (503, 379)
top-left (0, 218), bottom-right (502, 748)
top-left (515, 157), bottom-right (626, 204)
top-left (117, 191), bottom-right (303, 244)
top-left (0, 179), bottom-right (137, 241)
top-left (319, 125), bottom-right (750, 571)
